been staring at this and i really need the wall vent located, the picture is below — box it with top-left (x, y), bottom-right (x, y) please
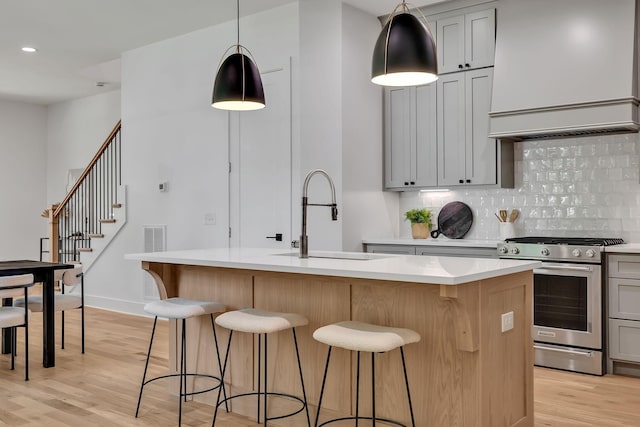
top-left (143, 225), bottom-right (166, 300)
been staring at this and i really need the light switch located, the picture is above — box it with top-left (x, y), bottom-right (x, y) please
top-left (204, 213), bottom-right (216, 225)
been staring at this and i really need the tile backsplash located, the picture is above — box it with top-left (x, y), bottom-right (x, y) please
top-left (399, 133), bottom-right (640, 242)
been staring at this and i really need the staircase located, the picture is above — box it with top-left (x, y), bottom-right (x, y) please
top-left (46, 121), bottom-right (126, 272)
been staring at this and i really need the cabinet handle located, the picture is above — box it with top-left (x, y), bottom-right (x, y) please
top-left (410, 181), bottom-right (415, 185)
top-left (466, 179), bottom-right (471, 183)
top-left (458, 64), bottom-right (463, 69)
top-left (465, 63), bottom-right (470, 68)
top-left (459, 179), bottom-right (464, 184)
top-left (404, 182), bottom-right (409, 186)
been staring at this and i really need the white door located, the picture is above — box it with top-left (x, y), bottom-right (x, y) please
top-left (229, 63), bottom-right (292, 249)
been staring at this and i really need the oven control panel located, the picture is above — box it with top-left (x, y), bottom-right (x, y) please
top-left (497, 243), bottom-right (602, 263)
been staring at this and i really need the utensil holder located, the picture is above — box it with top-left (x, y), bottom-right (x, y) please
top-left (499, 223), bottom-right (516, 240)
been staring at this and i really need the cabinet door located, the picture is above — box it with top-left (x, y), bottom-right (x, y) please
top-left (609, 318), bottom-right (640, 363)
top-left (384, 87), bottom-right (412, 189)
top-left (609, 255), bottom-right (640, 279)
top-left (416, 246), bottom-right (497, 258)
top-left (609, 278), bottom-right (640, 321)
top-left (437, 15), bottom-right (465, 74)
top-left (365, 244), bottom-right (416, 255)
top-left (437, 73), bottom-right (466, 186)
top-left (465, 9), bottom-right (495, 69)
top-left (414, 83), bottom-right (438, 187)
top-left (465, 68), bottom-right (496, 185)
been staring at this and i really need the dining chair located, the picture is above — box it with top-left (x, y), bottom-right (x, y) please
top-left (14, 265), bottom-right (85, 353)
top-left (0, 273), bottom-right (34, 380)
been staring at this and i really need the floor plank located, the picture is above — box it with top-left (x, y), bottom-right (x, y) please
top-left (1, 308), bottom-right (639, 426)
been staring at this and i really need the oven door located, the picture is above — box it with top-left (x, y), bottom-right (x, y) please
top-left (533, 262), bottom-right (602, 349)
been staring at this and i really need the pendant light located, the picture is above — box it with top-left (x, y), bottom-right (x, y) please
top-left (371, 1), bottom-right (438, 87)
top-left (212, 0), bottom-right (265, 111)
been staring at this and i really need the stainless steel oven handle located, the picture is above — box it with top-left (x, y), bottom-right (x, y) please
top-left (536, 265), bottom-right (592, 272)
top-left (533, 345), bottom-right (594, 357)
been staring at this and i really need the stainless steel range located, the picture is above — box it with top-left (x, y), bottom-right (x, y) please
top-left (497, 237), bottom-right (624, 375)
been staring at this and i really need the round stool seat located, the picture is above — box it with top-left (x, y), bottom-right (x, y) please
top-left (144, 297), bottom-right (226, 319)
top-left (313, 321), bottom-right (420, 353)
top-left (215, 308), bottom-right (308, 334)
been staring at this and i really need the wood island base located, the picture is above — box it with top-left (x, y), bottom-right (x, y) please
top-left (142, 261), bottom-right (533, 427)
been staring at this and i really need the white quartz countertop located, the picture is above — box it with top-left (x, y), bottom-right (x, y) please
top-left (605, 243), bottom-right (640, 253)
top-left (363, 238), bottom-right (501, 248)
top-left (125, 248), bottom-right (539, 285)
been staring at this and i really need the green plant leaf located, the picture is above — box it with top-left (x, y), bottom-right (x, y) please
top-left (404, 208), bottom-right (432, 227)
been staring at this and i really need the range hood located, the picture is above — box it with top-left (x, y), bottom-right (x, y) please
top-left (489, 0), bottom-right (640, 141)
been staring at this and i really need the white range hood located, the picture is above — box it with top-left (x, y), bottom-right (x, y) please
top-left (489, 0), bottom-right (640, 141)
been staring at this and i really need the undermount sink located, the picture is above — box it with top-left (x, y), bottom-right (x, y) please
top-left (275, 251), bottom-right (389, 261)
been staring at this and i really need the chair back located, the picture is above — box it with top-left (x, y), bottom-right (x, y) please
top-left (59, 266), bottom-right (83, 291)
top-left (0, 274), bottom-right (34, 298)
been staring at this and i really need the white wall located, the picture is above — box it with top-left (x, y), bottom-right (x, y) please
top-left (297, 0), bottom-right (344, 251)
top-left (84, 3), bottom-right (300, 314)
top-left (0, 100), bottom-right (47, 260)
top-left (46, 90), bottom-right (121, 204)
top-left (341, 4), bottom-right (398, 251)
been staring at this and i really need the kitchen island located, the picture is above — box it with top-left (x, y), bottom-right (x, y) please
top-left (126, 248), bottom-right (539, 427)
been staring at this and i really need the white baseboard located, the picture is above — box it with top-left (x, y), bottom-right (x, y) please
top-left (84, 295), bottom-right (148, 317)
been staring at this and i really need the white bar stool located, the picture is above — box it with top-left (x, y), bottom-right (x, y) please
top-left (213, 308), bottom-right (312, 427)
top-left (135, 297), bottom-right (227, 427)
top-left (312, 320), bottom-right (421, 427)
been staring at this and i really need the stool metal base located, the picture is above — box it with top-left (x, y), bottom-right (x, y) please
top-left (136, 314), bottom-right (226, 427)
top-left (212, 329), bottom-right (311, 427)
top-left (314, 347), bottom-right (416, 427)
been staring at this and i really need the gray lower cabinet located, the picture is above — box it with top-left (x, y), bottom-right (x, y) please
top-left (365, 245), bottom-right (416, 255)
top-left (365, 243), bottom-right (496, 258)
top-left (609, 319), bottom-right (640, 364)
top-left (607, 254), bottom-right (640, 375)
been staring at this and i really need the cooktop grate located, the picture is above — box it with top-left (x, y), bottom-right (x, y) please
top-left (504, 237), bottom-right (625, 246)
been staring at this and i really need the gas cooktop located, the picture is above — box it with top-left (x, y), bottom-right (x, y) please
top-left (504, 237), bottom-right (624, 246)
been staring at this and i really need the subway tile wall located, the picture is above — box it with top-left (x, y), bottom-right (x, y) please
top-left (399, 133), bottom-right (640, 241)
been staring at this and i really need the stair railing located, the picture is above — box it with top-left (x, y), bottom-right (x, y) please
top-left (47, 120), bottom-right (122, 263)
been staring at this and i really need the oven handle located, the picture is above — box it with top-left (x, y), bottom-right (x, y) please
top-left (533, 344), bottom-right (594, 357)
top-left (536, 265), bottom-right (593, 272)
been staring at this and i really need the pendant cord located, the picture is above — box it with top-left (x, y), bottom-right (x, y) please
top-left (236, 0), bottom-right (240, 51)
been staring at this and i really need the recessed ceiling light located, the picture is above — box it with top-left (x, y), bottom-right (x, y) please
top-left (21, 47), bottom-right (37, 53)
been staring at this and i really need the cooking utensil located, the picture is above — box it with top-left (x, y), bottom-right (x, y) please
top-left (508, 209), bottom-right (519, 223)
top-left (499, 210), bottom-right (508, 223)
top-left (430, 201), bottom-right (473, 239)
top-left (494, 213), bottom-right (503, 222)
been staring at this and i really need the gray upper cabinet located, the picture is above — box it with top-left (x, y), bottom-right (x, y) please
top-left (437, 68), bottom-right (498, 186)
top-left (384, 84), bottom-right (437, 190)
top-left (437, 9), bottom-right (496, 74)
top-left (383, 5), bottom-right (512, 191)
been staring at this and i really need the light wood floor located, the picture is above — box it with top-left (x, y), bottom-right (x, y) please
top-left (1, 307), bottom-right (639, 427)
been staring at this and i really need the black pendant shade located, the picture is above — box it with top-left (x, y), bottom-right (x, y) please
top-left (371, 11), bottom-right (438, 87)
top-left (212, 51), bottom-right (265, 111)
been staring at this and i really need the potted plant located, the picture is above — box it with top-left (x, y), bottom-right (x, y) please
top-left (405, 208), bottom-right (433, 239)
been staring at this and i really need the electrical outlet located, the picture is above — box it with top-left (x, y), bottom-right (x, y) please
top-left (501, 311), bottom-right (514, 333)
top-left (204, 213), bottom-right (216, 225)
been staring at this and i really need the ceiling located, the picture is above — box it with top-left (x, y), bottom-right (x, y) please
top-left (0, 0), bottom-right (432, 105)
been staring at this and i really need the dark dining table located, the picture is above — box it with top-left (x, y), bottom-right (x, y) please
top-left (0, 260), bottom-right (73, 368)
